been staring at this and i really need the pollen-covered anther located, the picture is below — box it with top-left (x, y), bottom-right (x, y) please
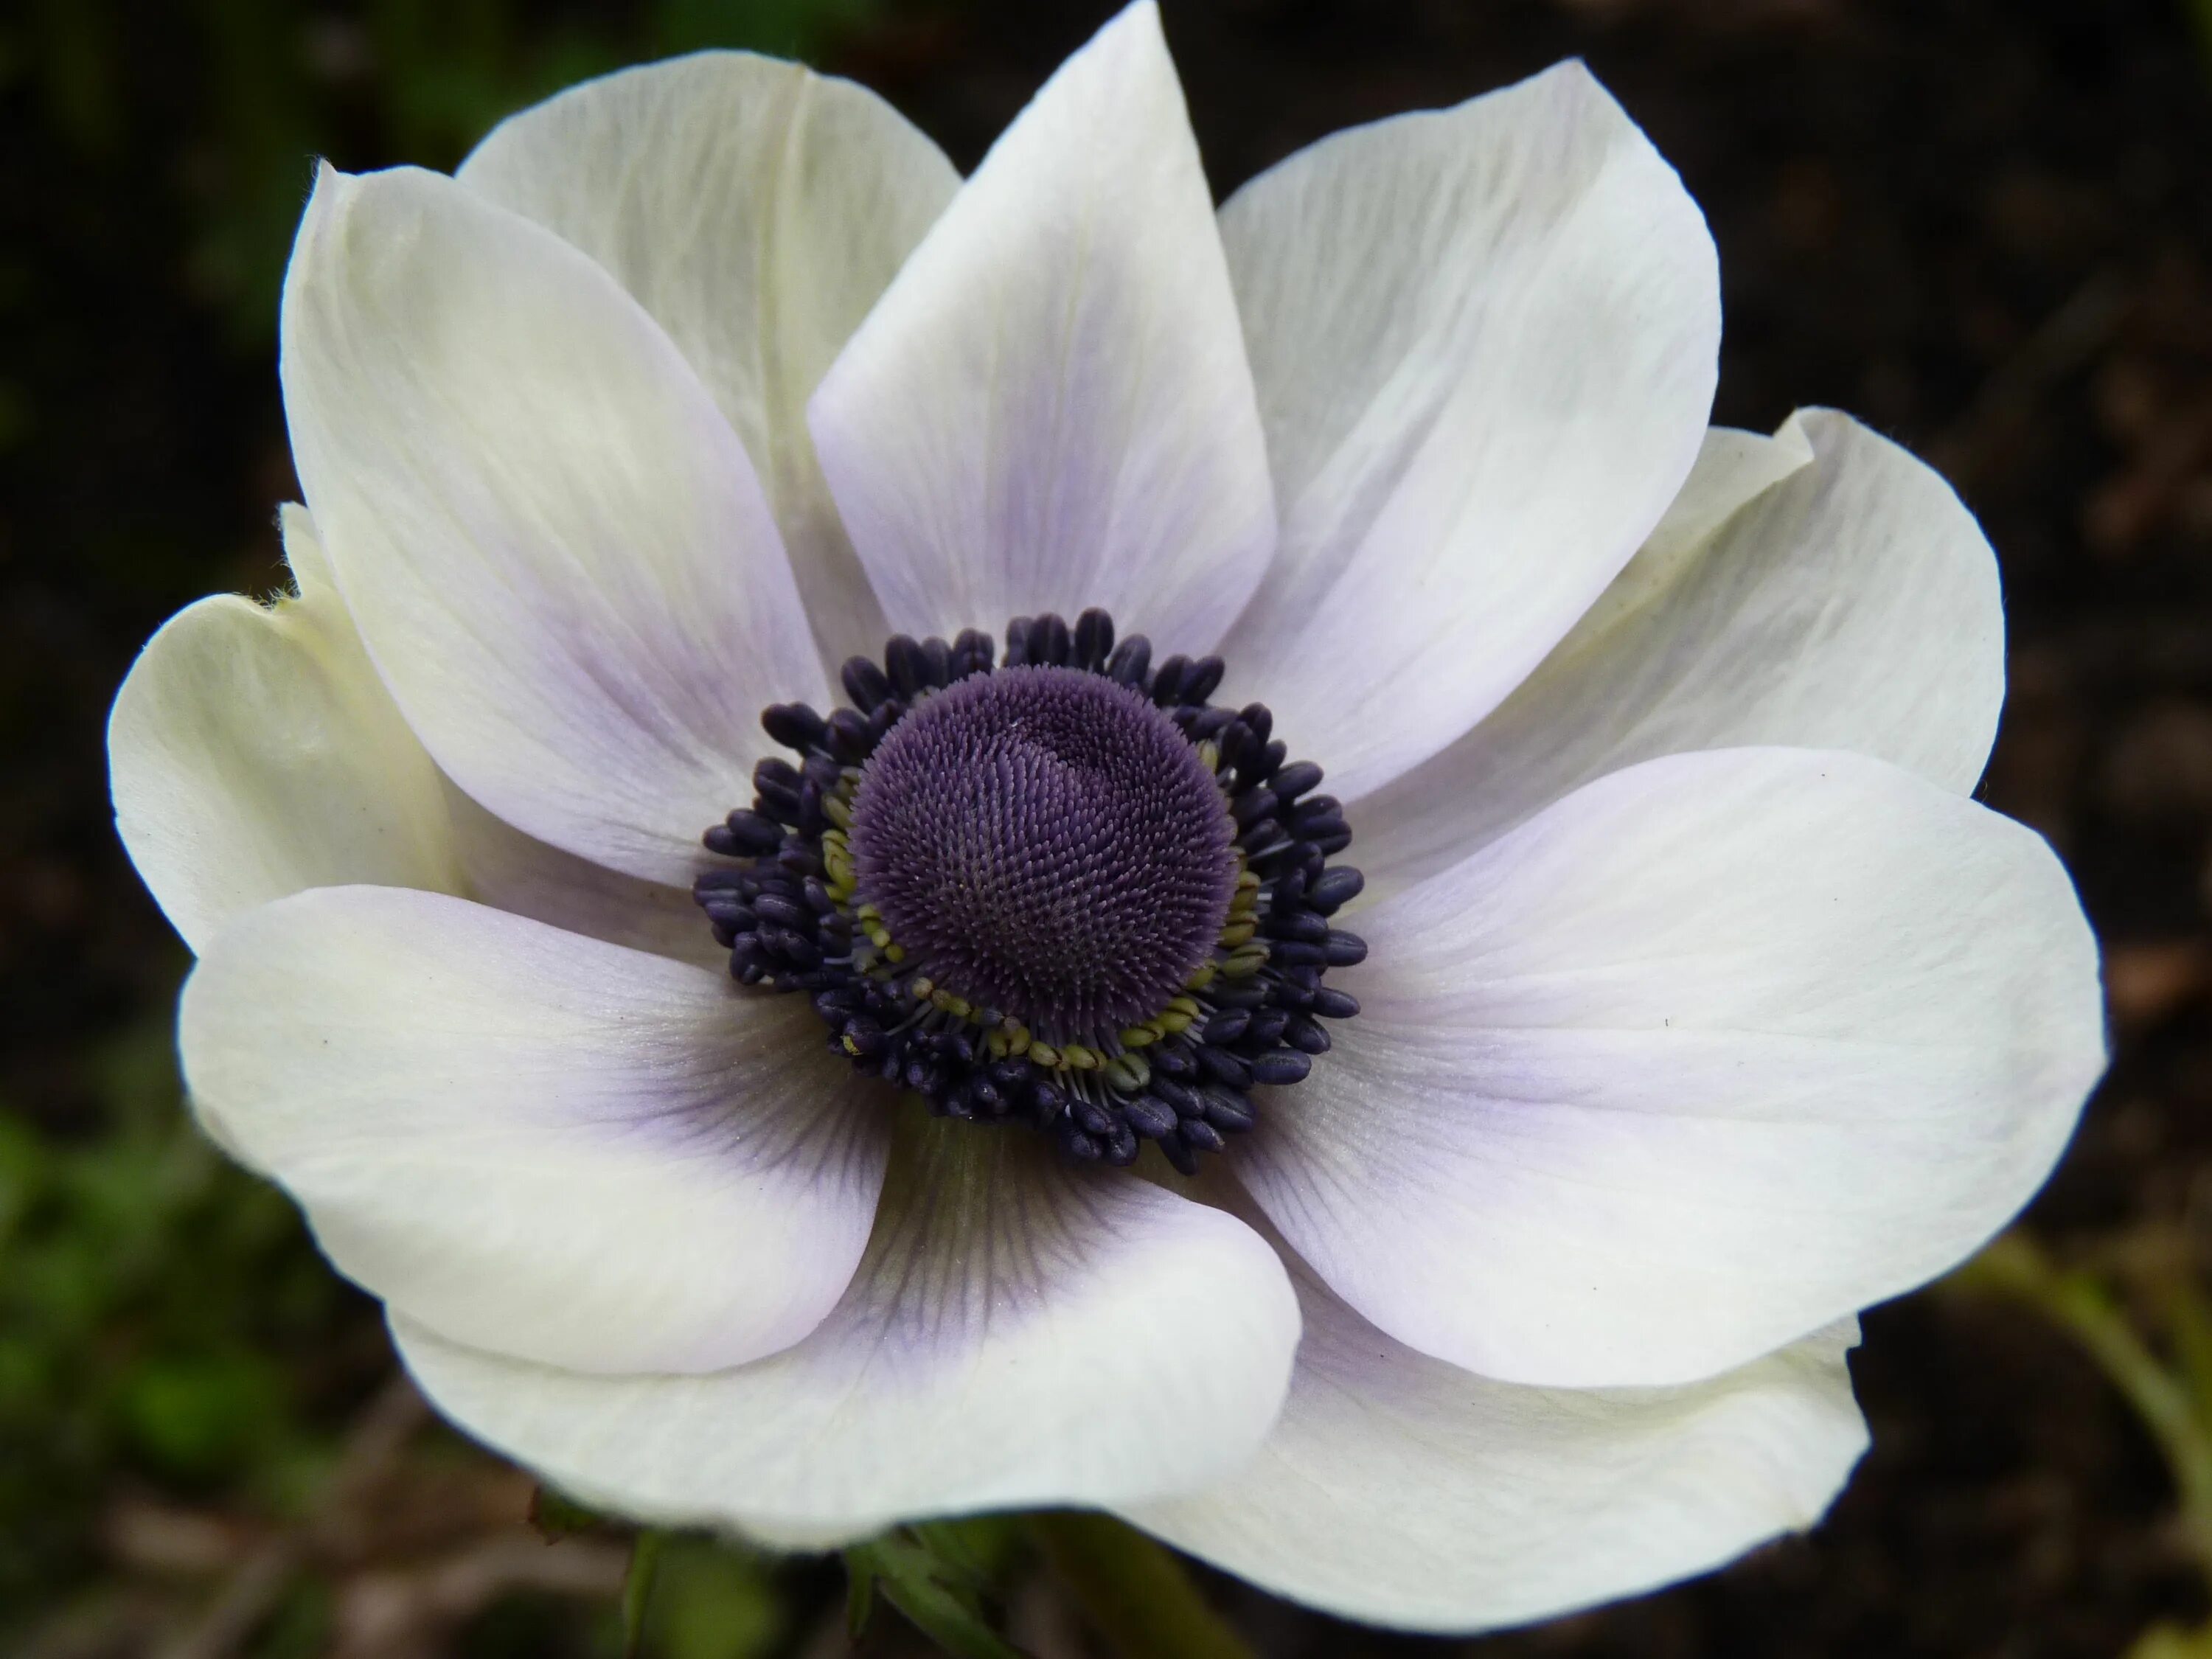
top-left (694, 608), bottom-right (1365, 1172)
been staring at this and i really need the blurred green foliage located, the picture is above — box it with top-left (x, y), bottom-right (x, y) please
top-left (0, 991), bottom-right (359, 1627)
top-left (643, 1539), bottom-right (788, 1659)
top-left (8, 0), bottom-right (881, 349)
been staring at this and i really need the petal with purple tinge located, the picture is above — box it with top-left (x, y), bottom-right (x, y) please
top-left (181, 886), bottom-right (887, 1374)
top-left (444, 784), bottom-right (724, 972)
top-left (1217, 62), bottom-right (1719, 804)
top-left (394, 1107), bottom-right (1301, 1544)
top-left (1129, 1242), bottom-right (1864, 1633)
top-left (1237, 745), bottom-right (2104, 1389)
top-left (810, 2), bottom-right (1274, 660)
top-left (459, 54), bottom-right (959, 671)
top-left (1354, 411), bottom-right (2005, 895)
top-left (282, 164), bottom-right (826, 888)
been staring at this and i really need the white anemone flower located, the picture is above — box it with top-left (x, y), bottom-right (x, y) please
top-left (108, 1), bottom-right (2105, 1635)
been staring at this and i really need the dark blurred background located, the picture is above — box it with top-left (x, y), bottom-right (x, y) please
top-left (6, 1), bottom-right (2212, 1655)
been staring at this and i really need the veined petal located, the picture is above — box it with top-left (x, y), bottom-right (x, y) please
top-left (281, 164), bottom-right (827, 888)
top-left (1129, 1247), bottom-right (1865, 1633)
top-left (1355, 411), bottom-right (2006, 894)
top-left (1237, 746), bottom-right (2104, 1388)
top-left (459, 54), bottom-right (959, 671)
top-left (393, 1107), bottom-right (1301, 1544)
top-left (180, 887), bottom-right (888, 1375)
top-left (1217, 62), bottom-right (1719, 802)
top-left (808, 1), bottom-right (1274, 658)
top-left (108, 504), bottom-right (462, 951)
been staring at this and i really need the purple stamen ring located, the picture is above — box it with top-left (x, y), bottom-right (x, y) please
top-left (694, 610), bottom-right (1364, 1171)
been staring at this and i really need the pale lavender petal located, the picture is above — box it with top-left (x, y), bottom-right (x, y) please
top-left (1238, 745), bottom-right (2104, 1388)
top-left (393, 1109), bottom-right (1301, 1543)
top-left (459, 54), bottom-right (960, 670)
top-left (1130, 1238), bottom-right (1864, 1632)
top-left (281, 164), bottom-right (827, 888)
top-left (1217, 62), bottom-right (1719, 802)
top-left (181, 887), bottom-right (887, 1374)
top-left (809, 2), bottom-right (1274, 658)
top-left (1354, 411), bottom-right (2006, 894)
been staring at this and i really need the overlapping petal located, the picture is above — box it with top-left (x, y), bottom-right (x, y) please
top-left (107, 504), bottom-right (462, 950)
top-left (808, 1), bottom-right (1275, 658)
top-left (1235, 745), bottom-right (2104, 1388)
top-left (180, 887), bottom-right (888, 1375)
top-left (281, 163), bottom-right (827, 888)
top-left (393, 1107), bottom-right (1301, 1545)
top-left (444, 786), bottom-right (723, 970)
top-left (114, 504), bottom-right (725, 964)
top-left (1354, 411), bottom-right (2007, 894)
top-left (114, 24), bottom-right (2110, 1638)
top-left (1216, 61), bottom-right (1720, 803)
top-left (459, 54), bottom-right (959, 671)
top-left (1129, 1242), bottom-right (1865, 1633)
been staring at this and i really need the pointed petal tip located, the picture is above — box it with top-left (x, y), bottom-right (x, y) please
top-left (805, 0), bottom-right (1270, 657)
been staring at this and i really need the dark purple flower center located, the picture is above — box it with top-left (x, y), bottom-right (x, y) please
top-left (693, 610), bottom-right (1364, 1171)
top-left (848, 665), bottom-right (1237, 1038)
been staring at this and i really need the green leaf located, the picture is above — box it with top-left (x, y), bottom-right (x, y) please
top-left (843, 1535), bottom-right (1029, 1659)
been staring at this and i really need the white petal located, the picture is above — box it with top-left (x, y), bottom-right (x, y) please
top-left (445, 785), bottom-right (723, 971)
top-left (459, 54), bottom-right (959, 671)
top-left (1237, 746), bottom-right (2104, 1388)
top-left (108, 504), bottom-right (461, 951)
top-left (1217, 62), bottom-right (1719, 802)
top-left (179, 886), bottom-right (887, 1375)
top-left (1130, 1248), bottom-right (1865, 1633)
top-left (281, 164), bottom-right (827, 888)
top-left (393, 1109), bottom-right (1301, 1543)
top-left (113, 504), bottom-right (730, 967)
top-left (1354, 410), bottom-right (2007, 894)
top-left (807, 1), bottom-right (1274, 657)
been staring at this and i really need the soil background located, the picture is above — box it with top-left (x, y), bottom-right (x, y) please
top-left (6, 1), bottom-right (2212, 1655)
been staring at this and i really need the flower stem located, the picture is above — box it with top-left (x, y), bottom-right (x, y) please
top-left (1955, 1232), bottom-right (2212, 1580)
top-left (619, 1528), bottom-right (667, 1659)
top-left (1027, 1512), bottom-right (1254, 1659)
